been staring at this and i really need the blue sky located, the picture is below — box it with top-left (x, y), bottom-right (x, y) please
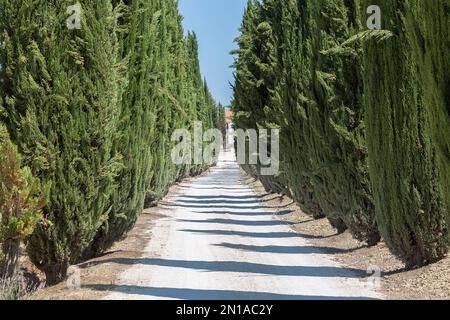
top-left (178, 0), bottom-right (247, 106)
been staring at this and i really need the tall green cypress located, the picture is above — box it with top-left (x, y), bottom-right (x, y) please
top-left (86, 0), bottom-right (159, 256)
top-left (296, 0), bottom-right (378, 243)
top-left (0, 124), bottom-right (45, 278)
top-left (0, 0), bottom-right (121, 284)
top-left (90, 0), bottom-right (221, 256)
top-left (145, 0), bottom-right (179, 205)
top-left (143, 1), bottom-right (219, 205)
top-left (232, 0), bottom-right (291, 197)
top-left (185, 33), bottom-right (216, 175)
top-left (363, 0), bottom-right (450, 265)
top-left (271, 0), bottom-right (328, 219)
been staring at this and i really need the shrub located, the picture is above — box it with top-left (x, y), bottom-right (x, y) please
top-left (0, 125), bottom-right (45, 278)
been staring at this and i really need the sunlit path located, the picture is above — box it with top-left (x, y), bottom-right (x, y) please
top-left (104, 139), bottom-right (381, 300)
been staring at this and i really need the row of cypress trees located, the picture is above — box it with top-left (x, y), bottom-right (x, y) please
top-left (0, 0), bottom-right (222, 284)
top-left (232, 0), bottom-right (449, 267)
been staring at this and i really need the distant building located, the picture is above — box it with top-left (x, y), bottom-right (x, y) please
top-left (225, 111), bottom-right (233, 127)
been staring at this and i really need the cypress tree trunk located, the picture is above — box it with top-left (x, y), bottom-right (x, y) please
top-left (0, 241), bottom-right (21, 278)
top-left (363, 0), bottom-right (450, 265)
top-left (146, 0), bottom-right (182, 205)
top-left (0, 0), bottom-right (121, 284)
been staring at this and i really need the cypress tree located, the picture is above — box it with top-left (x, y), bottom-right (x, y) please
top-left (185, 33), bottom-right (218, 175)
top-left (86, 0), bottom-right (159, 256)
top-left (232, 0), bottom-right (380, 243)
top-left (232, 0), bottom-right (291, 197)
top-left (90, 0), bottom-right (222, 255)
top-left (0, 0), bottom-right (121, 284)
top-left (362, 0), bottom-right (450, 265)
top-left (183, 32), bottom-right (203, 176)
top-left (133, 0), bottom-right (219, 206)
top-left (146, 0), bottom-right (184, 204)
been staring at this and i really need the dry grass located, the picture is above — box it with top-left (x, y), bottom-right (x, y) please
top-left (0, 272), bottom-right (41, 300)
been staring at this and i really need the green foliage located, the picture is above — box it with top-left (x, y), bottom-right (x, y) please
top-left (0, 0), bottom-right (122, 284)
top-left (234, 0), bottom-right (450, 265)
top-left (88, 0), bottom-right (222, 256)
top-left (0, 125), bottom-right (45, 277)
top-left (232, 0), bottom-right (291, 197)
top-left (85, 0), bottom-right (159, 257)
top-left (143, 2), bottom-right (220, 205)
top-left (232, 0), bottom-right (379, 242)
top-left (0, 0), bottom-right (222, 283)
top-left (362, 0), bottom-right (450, 266)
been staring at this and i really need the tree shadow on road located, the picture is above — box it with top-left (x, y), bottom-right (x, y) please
top-left (167, 203), bottom-right (270, 210)
top-left (191, 210), bottom-right (270, 216)
top-left (178, 186), bottom-right (253, 191)
top-left (81, 258), bottom-right (369, 278)
top-left (177, 218), bottom-right (284, 227)
top-left (179, 195), bottom-right (268, 200)
top-left (176, 199), bottom-right (267, 205)
top-left (167, 202), bottom-right (293, 210)
top-left (179, 228), bottom-right (335, 240)
top-left (213, 242), bottom-right (360, 255)
top-left (87, 284), bottom-right (376, 300)
top-left (179, 229), bottom-right (298, 238)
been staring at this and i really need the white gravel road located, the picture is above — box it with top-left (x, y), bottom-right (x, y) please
top-left (104, 139), bottom-right (381, 300)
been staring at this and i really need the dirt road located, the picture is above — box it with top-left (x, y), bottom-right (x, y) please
top-left (104, 145), bottom-right (381, 300)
